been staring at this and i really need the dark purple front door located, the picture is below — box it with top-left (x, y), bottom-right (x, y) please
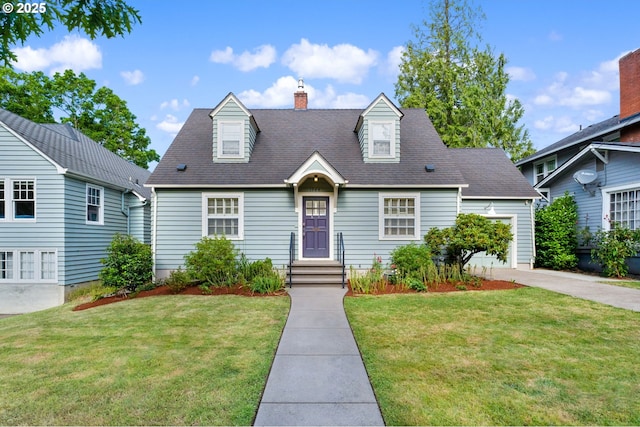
top-left (303, 196), bottom-right (329, 258)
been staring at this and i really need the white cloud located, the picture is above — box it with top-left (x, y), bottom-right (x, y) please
top-left (191, 75), bottom-right (200, 86)
top-left (559, 86), bottom-right (611, 108)
top-left (282, 38), bottom-right (379, 84)
top-left (160, 99), bottom-right (190, 111)
top-left (121, 69), bottom-right (144, 85)
top-left (533, 94), bottom-right (554, 106)
top-left (548, 30), bottom-right (563, 42)
top-left (384, 46), bottom-right (405, 77)
top-left (12, 35), bottom-right (102, 73)
top-left (156, 114), bottom-right (184, 135)
top-left (534, 116), bottom-right (554, 131)
top-left (507, 66), bottom-right (536, 82)
top-left (533, 115), bottom-right (578, 134)
top-left (210, 44), bottom-right (276, 71)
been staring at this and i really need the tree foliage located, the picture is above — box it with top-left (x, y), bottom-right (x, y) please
top-left (1, 0), bottom-right (141, 65)
top-left (395, 0), bottom-right (534, 162)
top-left (0, 67), bottom-right (158, 168)
top-left (534, 192), bottom-right (579, 270)
top-left (424, 213), bottom-right (512, 269)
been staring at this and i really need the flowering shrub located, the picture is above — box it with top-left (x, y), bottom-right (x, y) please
top-left (591, 220), bottom-right (640, 278)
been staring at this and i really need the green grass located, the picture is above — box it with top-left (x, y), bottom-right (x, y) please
top-left (345, 288), bottom-right (640, 426)
top-left (0, 295), bottom-right (289, 426)
top-left (600, 280), bottom-right (640, 290)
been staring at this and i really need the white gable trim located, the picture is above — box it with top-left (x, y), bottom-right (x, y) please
top-left (0, 120), bottom-right (66, 174)
top-left (361, 93), bottom-right (403, 119)
top-left (209, 93), bottom-right (252, 118)
top-left (285, 152), bottom-right (347, 186)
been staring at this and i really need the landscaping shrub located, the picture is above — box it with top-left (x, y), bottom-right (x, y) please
top-left (99, 234), bottom-right (153, 292)
top-left (239, 255), bottom-right (275, 283)
top-left (406, 277), bottom-right (427, 292)
top-left (165, 267), bottom-right (191, 294)
top-left (390, 243), bottom-right (433, 279)
top-left (591, 220), bottom-right (640, 278)
top-left (249, 272), bottom-right (284, 294)
top-left (534, 192), bottom-right (578, 270)
top-left (184, 236), bottom-right (239, 287)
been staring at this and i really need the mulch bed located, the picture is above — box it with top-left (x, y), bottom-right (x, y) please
top-left (73, 279), bottom-right (524, 311)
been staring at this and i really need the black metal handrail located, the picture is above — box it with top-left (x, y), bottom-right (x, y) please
top-left (288, 232), bottom-right (295, 288)
top-left (337, 232), bottom-right (345, 288)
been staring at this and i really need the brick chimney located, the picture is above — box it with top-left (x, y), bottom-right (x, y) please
top-left (619, 48), bottom-right (640, 142)
top-left (294, 78), bottom-right (308, 110)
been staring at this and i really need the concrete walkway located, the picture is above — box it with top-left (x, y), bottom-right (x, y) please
top-left (490, 268), bottom-right (640, 312)
top-left (254, 286), bottom-right (384, 426)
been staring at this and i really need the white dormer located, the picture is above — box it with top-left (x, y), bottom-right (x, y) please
top-left (209, 93), bottom-right (259, 163)
top-left (355, 94), bottom-right (403, 163)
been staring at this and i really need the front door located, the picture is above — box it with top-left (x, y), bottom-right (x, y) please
top-left (303, 196), bottom-right (329, 258)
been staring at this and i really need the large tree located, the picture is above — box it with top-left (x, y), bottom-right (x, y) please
top-left (1, 0), bottom-right (141, 66)
top-left (0, 67), bottom-right (159, 168)
top-left (395, 0), bottom-right (534, 162)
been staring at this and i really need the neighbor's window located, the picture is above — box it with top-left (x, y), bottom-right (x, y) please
top-left (609, 188), bottom-right (640, 230)
top-left (379, 194), bottom-right (420, 240)
top-left (534, 156), bottom-right (557, 184)
top-left (218, 121), bottom-right (243, 158)
top-left (203, 193), bottom-right (244, 239)
top-left (0, 180), bottom-right (4, 219)
top-left (369, 122), bottom-right (394, 158)
top-left (86, 184), bottom-right (103, 224)
top-left (0, 251), bottom-right (13, 280)
top-left (13, 179), bottom-right (35, 220)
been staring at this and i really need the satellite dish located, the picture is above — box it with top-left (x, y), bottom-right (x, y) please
top-left (573, 170), bottom-right (597, 185)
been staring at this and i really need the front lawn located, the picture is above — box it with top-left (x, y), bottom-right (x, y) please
top-left (600, 280), bottom-right (640, 290)
top-left (0, 295), bottom-right (289, 425)
top-left (345, 287), bottom-right (640, 425)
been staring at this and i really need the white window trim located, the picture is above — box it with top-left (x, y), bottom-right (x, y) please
top-left (0, 177), bottom-right (37, 222)
top-left (368, 121), bottom-right (396, 159)
top-left (378, 192), bottom-right (421, 240)
top-left (202, 192), bottom-right (244, 240)
top-left (0, 249), bottom-right (57, 283)
top-left (216, 120), bottom-right (245, 159)
top-left (601, 182), bottom-right (640, 231)
top-left (533, 155), bottom-right (557, 184)
top-left (86, 184), bottom-right (104, 225)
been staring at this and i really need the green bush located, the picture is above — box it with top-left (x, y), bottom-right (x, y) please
top-left (249, 272), bottom-right (284, 294)
top-left (535, 192), bottom-right (579, 270)
top-left (238, 255), bottom-right (274, 283)
top-left (591, 221), bottom-right (640, 278)
top-left (165, 267), bottom-right (191, 294)
top-left (390, 243), bottom-right (433, 279)
top-left (184, 236), bottom-right (239, 287)
top-left (99, 234), bottom-right (153, 291)
top-left (406, 277), bottom-right (427, 292)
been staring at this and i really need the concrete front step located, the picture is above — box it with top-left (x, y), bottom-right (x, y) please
top-left (287, 261), bottom-right (346, 287)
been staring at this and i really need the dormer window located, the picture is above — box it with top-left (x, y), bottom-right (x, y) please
top-left (218, 121), bottom-right (244, 159)
top-left (369, 121), bottom-right (395, 158)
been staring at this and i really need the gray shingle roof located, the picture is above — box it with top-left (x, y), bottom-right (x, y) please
top-left (449, 148), bottom-right (539, 198)
top-left (0, 108), bottom-right (151, 199)
top-left (147, 107), bottom-right (467, 187)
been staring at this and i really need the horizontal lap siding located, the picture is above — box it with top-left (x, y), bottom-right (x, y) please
top-left (335, 189), bottom-right (458, 267)
top-left (460, 199), bottom-right (535, 266)
top-left (153, 189), bottom-right (297, 271)
top-left (63, 177), bottom-right (130, 285)
top-left (0, 128), bottom-right (64, 281)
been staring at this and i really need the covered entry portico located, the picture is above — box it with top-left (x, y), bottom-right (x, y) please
top-left (285, 151), bottom-right (347, 261)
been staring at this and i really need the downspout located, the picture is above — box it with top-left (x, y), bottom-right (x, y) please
top-left (151, 187), bottom-right (158, 279)
top-left (530, 199), bottom-right (536, 269)
top-left (121, 190), bottom-right (131, 234)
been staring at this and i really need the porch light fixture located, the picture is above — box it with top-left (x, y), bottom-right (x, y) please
top-left (485, 202), bottom-right (496, 215)
top-left (314, 175), bottom-right (318, 182)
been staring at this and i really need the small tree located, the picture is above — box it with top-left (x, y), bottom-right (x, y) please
top-left (534, 192), bottom-right (578, 270)
top-left (424, 213), bottom-right (512, 270)
top-left (99, 234), bottom-right (153, 291)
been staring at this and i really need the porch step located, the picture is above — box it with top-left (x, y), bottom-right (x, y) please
top-left (287, 261), bottom-right (345, 287)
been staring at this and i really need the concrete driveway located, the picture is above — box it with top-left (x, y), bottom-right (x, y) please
top-left (491, 268), bottom-right (640, 312)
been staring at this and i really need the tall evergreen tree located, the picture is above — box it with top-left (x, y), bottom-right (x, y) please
top-left (395, 0), bottom-right (534, 162)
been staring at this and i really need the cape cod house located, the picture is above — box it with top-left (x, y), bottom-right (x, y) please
top-left (147, 83), bottom-right (538, 282)
top-left (516, 48), bottom-right (640, 273)
top-left (0, 109), bottom-right (151, 313)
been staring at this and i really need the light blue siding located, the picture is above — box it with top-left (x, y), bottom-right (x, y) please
top-left (357, 100), bottom-right (401, 162)
top-left (460, 199), bottom-right (535, 267)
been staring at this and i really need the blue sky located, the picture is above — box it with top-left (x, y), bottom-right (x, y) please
top-left (9, 0), bottom-right (640, 168)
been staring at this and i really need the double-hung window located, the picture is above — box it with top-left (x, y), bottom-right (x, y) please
top-left (86, 184), bottom-right (104, 224)
top-left (379, 193), bottom-right (420, 240)
top-left (202, 193), bottom-right (244, 239)
top-left (13, 179), bottom-right (35, 220)
top-left (218, 121), bottom-right (244, 159)
top-left (0, 249), bottom-right (57, 282)
top-left (534, 156), bottom-right (557, 184)
top-left (369, 122), bottom-right (394, 159)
